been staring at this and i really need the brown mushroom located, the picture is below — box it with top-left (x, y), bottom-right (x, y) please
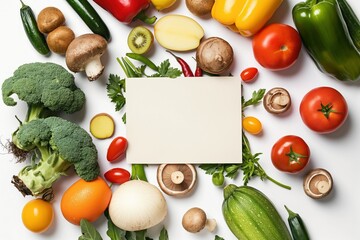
top-left (263, 87), bottom-right (291, 114)
top-left (46, 26), bottom-right (75, 54)
top-left (157, 164), bottom-right (197, 197)
top-left (303, 168), bottom-right (333, 199)
top-left (37, 7), bottom-right (65, 34)
top-left (65, 33), bottom-right (107, 81)
top-left (196, 37), bottom-right (234, 74)
top-left (182, 207), bottom-right (216, 233)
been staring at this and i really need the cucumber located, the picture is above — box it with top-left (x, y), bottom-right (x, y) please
top-left (222, 185), bottom-right (292, 240)
top-left (337, 0), bottom-right (360, 51)
top-left (66, 0), bottom-right (110, 41)
top-left (20, 0), bottom-right (49, 55)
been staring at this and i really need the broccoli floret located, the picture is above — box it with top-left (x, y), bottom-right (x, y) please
top-left (2, 62), bottom-right (85, 122)
top-left (11, 116), bottom-right (100, 197)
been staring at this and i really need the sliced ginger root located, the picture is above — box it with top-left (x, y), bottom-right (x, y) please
top-left (90, 113), bottom-right (115, 139)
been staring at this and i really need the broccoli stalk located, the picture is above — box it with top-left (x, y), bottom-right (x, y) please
top-left (11, 117), bottom-right (100, 197)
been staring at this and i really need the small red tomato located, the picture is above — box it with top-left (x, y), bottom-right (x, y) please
top-left (271, 135), bottom-right (310, 173)
top-left (252, 23), bottom-right (302, 70)
top-left (240, 67), bottom-right (258, 82)
top-left (104, 168), bottom-right (131, 184)
top-left (107, 136), bottom-right (128, 162)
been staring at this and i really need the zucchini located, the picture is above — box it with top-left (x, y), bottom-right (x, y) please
top-left (222, 185), bottom-right (292, 240)
top-left (337, 0), bottom-right (360, 51)
top-left (66, 0), bottom-right (111, 41)
top-left (284, 205), bottom-right (310, 240)
top-left (20, 0), bottom-right (49, 55)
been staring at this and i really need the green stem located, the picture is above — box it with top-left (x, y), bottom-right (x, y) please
top-left (266, 174), bottom-right (292, 190)
top-left (131, 164), bottom-right (148, 181)
top-left (135, 10), bottom-right (157, 24)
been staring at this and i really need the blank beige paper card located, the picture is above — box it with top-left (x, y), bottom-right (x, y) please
top-left (126, 77), bottom-right (242, 164)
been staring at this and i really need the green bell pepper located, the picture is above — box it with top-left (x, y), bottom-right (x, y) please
top-left (292, 0), bottom-right (360, 81)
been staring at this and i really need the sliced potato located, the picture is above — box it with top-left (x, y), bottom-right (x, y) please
top-left (154, 14), bottom-right (204, 51)
top-left (90, 113), bottom-right (115, 139)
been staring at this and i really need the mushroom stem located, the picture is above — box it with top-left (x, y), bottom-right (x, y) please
top-left (171, 171), bottom-right (184, 184)
top-left (85, 56), bottom-right (105, 81)
top-left (205, 218), bottom-right (217, 232)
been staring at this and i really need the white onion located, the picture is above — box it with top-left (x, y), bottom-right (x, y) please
top-left (108, 180), bottom-right (168, 231)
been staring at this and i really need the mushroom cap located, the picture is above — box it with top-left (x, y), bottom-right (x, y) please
top-left (182, 207), bottom-right (207, 233)
top-left (303, 168), bottom-right (333, 199)
top-left (65, 33), bottom-right (107, 72)
top-left (157, 164), bottom-right (197, 197)
top-left (263, 87), bottom-right (291, 114)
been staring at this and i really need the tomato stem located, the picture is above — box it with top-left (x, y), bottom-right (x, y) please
top-left (318, 102), bottom-right (336, 119)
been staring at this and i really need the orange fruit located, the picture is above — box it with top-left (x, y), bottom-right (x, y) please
top-left (60, 176), bottom-right (112, 225)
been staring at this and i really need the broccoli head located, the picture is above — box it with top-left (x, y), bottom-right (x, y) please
top-left (2, 62), bottom-right (85, 122)
top-left (11, 116), bottom-right (100, 197)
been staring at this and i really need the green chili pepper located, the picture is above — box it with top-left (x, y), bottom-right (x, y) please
top-left (126, 52), bottom-right (159, 71)
top-left (285, 205), bottom-right (310, 240)
top-left (292, 0), bottom-right (360, 81)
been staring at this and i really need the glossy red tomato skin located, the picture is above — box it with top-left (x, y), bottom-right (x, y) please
top-left (300, 87), bottom-right (348, 133)
top-left (252, 23), bottom-right (302, 70)
top-left (104, 168), bottom-right (131, 184)
top-left (271, 135), bottom-right (310, 173)
top-left (107, 136), bottom-right (128, 162)
top-left (240, 67), bottom-right (258, 82)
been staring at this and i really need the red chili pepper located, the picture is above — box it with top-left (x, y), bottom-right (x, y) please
top-left (195, 65), bottom-right (203, 77)
top-left (93, 0), bottom-right (156, 24)
top-left (166, 50), bottom-right (194, 77)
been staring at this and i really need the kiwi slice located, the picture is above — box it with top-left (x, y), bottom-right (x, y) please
top-left (127, 26), bottom-right (154, 54)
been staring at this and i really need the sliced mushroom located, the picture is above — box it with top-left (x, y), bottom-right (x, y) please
top-left (303, 168), bottom-right (333, 199)
top-left (65, 33), bottom-right (107, 81)
top-left (263, 87), bottom-right (291, 114)
top-left (157, 164), bottom-right (197, 197)
top-left (182, 207), bottom-right (216, 233)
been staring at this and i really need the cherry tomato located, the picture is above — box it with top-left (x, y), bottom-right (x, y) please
top-left (300, 87), bottom-right (348, 133)
top-left (104, 168), bottom-right (131, 184)
top-left (240, 67), bottom-right (258, 82)
top-left (271, 135), bottom-right (310, 173)
top-left (242, 116), bottom-right (262, 135)
top-left (107, 136), bottom-right (128, 162)
top-left (252, 23), bottom-right (302, 70)
top-left (22, 198), bottom-right (54, 233)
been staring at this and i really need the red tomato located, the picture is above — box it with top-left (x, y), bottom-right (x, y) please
top-left (300, 87), bottom-right (348, 133)
top-left (271, 135), bottom-right (310, 173)
top-left (107, 136), bottom-right (128, 162)
top-left (240, 67), bottom-right (258, 82)
top-left (252, 23), bottom-right (302, 70)
top-left (104, 168), bottom-right (131, 184)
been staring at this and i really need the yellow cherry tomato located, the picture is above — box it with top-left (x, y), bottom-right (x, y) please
top-left (22, 199), bottom-right (54, 233)
top-left (151, 0), bottom-right (177, 10)
top-left (243, 116), bottom-right (262, 135)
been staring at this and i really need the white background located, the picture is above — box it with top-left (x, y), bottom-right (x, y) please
top-left (0, 0), bottom-right (360, 239)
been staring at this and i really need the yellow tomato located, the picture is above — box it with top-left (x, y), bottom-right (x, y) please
top-left (243, 116), bottom-right (262, 135)
top-left (22, 199), bottom-right (54, 233)
top-left (151, 0), bottom-right (177, 10)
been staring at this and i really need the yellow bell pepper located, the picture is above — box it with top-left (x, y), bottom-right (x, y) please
top-left (211, 0), bottom-right (283, 37)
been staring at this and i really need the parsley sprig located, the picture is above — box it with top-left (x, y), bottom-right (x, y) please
top-left (200, 88), bottom-right (291, 190)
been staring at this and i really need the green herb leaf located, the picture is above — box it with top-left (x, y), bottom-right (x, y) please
top-left (104, 209), bottom-right (126, 240)
top-left (159, 227), bottom-right (169, 240)
top-left (78, 219), bottom-right (103, 240)
top-left (107, 74), bottom-right (126, 112)
top-left (151, 59), bottom-right (182, 78)
top-left (215, 236), bottom-right (225, 240)
top-left (242, 88), bottom-right (266, 109)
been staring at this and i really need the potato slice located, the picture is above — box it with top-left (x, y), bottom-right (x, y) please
top-left (154, 14), bottom-right (204, 51)
top-left (90, 113), bottom-right (115, 139)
